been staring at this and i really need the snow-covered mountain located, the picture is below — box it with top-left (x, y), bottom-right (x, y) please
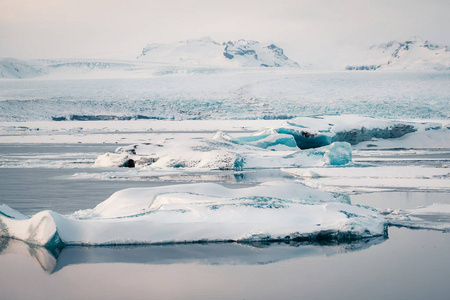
top-left (138, 37), bottom-right (300, 67)
top-left (346, 37), bottom-right (450, 71)
top-left (0, 38), bottom-right (299, 79)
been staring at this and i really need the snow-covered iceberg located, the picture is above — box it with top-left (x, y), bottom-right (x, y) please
top-left (0, 182), bottom-right (386, 247)
top-left (273, 115), bottom-right (444, 149)
top-left (94, 131), bottom-right (352, 170)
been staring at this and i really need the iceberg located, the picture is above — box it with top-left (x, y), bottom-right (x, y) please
top-left (274, 115), bottom-right (443, 149)
top-left (94, 131), bottom-right (352, 170)
top-left (0, 182), bottom-right (386, 247)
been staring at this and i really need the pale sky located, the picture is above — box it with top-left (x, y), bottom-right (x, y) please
top-left (1, 0), bottom-right (449, 67)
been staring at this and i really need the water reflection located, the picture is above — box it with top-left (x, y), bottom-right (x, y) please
top-left (0, 236), bottom-right (386, 274)
top-left (72, 168), bottom-right (294, 184)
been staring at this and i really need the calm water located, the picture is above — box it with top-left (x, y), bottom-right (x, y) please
top-left (1, 228), bottom-right (449, 300)
top-left (1, 144), bottom-right (449, 299)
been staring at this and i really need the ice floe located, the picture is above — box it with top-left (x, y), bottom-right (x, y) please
top-left (383, 203), bottom-right (450, 232)
top-left (0, 182), bottom-right (386, 247)
top-left (281, 166), bottom-right (450, 193)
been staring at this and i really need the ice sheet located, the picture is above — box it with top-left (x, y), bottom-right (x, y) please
top-left (281, 166), bottom-right (450, 193)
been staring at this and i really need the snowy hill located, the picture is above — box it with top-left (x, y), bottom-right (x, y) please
top-left (0, 58), bottom-right (149, 79)
top-left (346, 37), bottom-right (450, 71)
top-left (0, 58), bottom-right (48, 78)
top-left (138, 37), bottom-right (300, 67)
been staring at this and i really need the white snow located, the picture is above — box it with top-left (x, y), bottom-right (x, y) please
top-left (0, 182), bottom-right (386, 247)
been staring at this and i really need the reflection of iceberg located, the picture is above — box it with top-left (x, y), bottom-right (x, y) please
top-left (0, 235), bottom-right (387, 274)
top-left (73, 168), bottom-right (291, 184)
top-left (0, 182), bottom-right (386, 247)
top-left (0, 237), bottom-right (58, 273)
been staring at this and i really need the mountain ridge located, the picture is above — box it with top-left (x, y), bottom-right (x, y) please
top-left (346, 37), bottom-right (450, 71)
top-left (139, 37), bottom-right (300, 68)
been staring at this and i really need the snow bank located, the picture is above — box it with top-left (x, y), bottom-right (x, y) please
top-left (0, 182), bottom-right (386, 247)
top-left (94, 131), bottom-right (352, 170)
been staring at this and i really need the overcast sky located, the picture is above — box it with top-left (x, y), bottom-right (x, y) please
top-left (1, 0), bottom-right (449, 67)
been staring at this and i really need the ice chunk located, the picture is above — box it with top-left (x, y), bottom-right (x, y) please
top-left (0, 182), bottom-right (386, 246)
top-left (94, 131), bottom-right (352, 170)
top-left (308, 142), bottom-right (352, 166)
top-left (213, 128), bottom-right (298, 150)
top-left (0, 209), bottom-right (61, 247)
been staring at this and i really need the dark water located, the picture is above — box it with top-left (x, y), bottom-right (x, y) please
top-left (1, 144), bottom-right (450, 299)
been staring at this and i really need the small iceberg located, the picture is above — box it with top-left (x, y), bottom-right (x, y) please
top-left (94, 130), bottom-right (352, 170)
top-left (0, 182), bottom-right (386, 247)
